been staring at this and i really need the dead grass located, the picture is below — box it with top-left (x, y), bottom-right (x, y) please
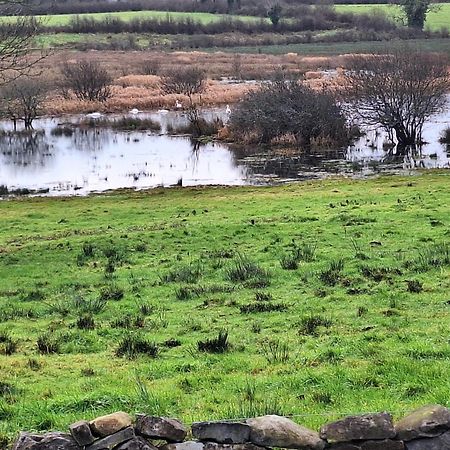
top-left (37, 50), bottom-right (357, 115)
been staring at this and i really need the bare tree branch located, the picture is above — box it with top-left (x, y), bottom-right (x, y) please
top-left (342, 48), bottom-right (449, 146)
top-left (0, 1), bottom-right (46, 85)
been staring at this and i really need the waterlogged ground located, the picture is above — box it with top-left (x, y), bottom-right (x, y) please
top-left (0, 107), bottom-right (449, 195)
top-left (0, 175), bottom-right (449, 442)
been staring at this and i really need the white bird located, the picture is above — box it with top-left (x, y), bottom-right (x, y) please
top-left (86, 112), bottom-right (103, 119)
top-left (129, 108), bottom-right (141, 115)
top-left (226, 104), bottom-right (231, 114)
top-left (175, 100), bottom-right (182, 109)
top-left (158, 109), bottom-right (169, 114)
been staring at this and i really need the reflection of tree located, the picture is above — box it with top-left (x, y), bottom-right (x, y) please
top-left (0, 131), bottom-right (51, 166)
top-left (228, 144), bottom-right (346, 178)
top-left (70, 128), bottom-right (110, 153)
top-left (188, 138), bottom-right (202, 172)
top-left (382, 145), bottom-right (423, 168)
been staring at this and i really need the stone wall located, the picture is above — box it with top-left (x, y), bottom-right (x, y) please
top-left (11, 404), bottom-right (450, 450)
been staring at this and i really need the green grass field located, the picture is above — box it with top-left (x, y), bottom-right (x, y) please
top-left (1, 173), bottom-right (449, 443)
top-left (30, 10), bottom-right (260, 27)
top-left (335, 3), bottom-right (450, 31)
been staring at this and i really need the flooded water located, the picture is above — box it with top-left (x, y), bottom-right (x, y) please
top-left (0, 106), bottom-right (448, 196)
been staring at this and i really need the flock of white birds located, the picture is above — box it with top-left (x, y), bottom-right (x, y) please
top-left (85, 103), bottom-right (232, 119)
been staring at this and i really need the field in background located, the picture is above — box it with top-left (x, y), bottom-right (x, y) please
top-left (335, 3), bottom-right (450, 31)
top-left (0, 173), bottom-right (449, 442)
top-left (0, 3), bottom-right (446, 30)
top-left (5, 10), bottom-right (260, 26)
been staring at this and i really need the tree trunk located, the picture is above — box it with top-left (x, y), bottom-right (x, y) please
top-left (393, 124), bottom-right (415, 146)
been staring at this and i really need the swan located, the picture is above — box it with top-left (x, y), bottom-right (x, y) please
top-left (86, 112), bottom-right (103, 119)
top-left (129, 108), bottom-right (141, 115)
top-left (226, 105), bottom-right (231, 114)
top-left (175, 100), bottom-right (182, 109)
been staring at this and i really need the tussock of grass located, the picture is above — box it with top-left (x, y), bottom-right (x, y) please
top-left (82, 117), bottom-right (162, 132)
top-left (240, 302), bottom-right (288, 314)
top-left (197, 329), bottom-right (230, 353)
top-left (227, 255), bottom-right (270, 285)
top-left (36, 332), bottom-right (61, 354)
top-left (116, 333), bottom-right (159, 358)
top-left (298, 315), bottom-right (332, 336)
top-left (415, 242), bottom-right (450, 271)
top-left (162, 262), bottom-right (203, 284)
top-left (261, 339), bottom-right (289, 364)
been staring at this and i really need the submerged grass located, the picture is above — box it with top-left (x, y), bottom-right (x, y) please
top-left (0, 173), bottom-right (449, 440)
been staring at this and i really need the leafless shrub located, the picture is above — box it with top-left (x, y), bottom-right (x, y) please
top-left (60, 60), bottom-right (112, 102)
top-left (229, 81), bottom-right (351, 148)
top-left (343, 49), bottom-right (449, 146)
top-left (160, 66), bottom-right (206, 101)
top-left (140, 58), bottom-right (161, 75)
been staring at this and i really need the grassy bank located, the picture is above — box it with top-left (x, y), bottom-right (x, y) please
top-left (0, 173), bottom-right (449, 442)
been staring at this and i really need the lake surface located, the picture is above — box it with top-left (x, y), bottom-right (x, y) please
top-left (0, 106), bottom-right (448, 196)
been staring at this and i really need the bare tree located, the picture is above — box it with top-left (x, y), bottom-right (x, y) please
top-left (343, 49), bottom-right (449, 147)
top-left (1, 76), bottom-right (48, 130)
top-left (160, 66), bottom-right (207, 136)
top-left (160, 66), bottom-right (206, 104)
top-left (60, 60), bottom-right (112, 102)
top-left (0, 1), bottom-right (44, 84)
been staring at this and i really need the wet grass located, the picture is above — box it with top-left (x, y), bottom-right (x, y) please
top-left (0, 173), bottom-right (449, 441)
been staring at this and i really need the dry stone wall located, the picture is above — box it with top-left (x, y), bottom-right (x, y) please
top-left (11, 404), bottom-right (450, 450)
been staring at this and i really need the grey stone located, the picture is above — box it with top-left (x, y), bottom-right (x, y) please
top-left (116, 437), bottom-right (159, 450)
top-left (326, 444), bottom-right (360, 450)
top-left (90, 412), bottom-right (133, 438)
top-left (395, 405), bottom-right (450, 441)
top-left (203, 444), bottom-right (265, 450)
top-left (12, 432), bottom-right (80, 450)
top-left (136, 416), bottom-right (186, 443)
top-left (192, 422), bottom-right (250, 444)
top-left (160, 443), bottom-right (265, 450)
top-left (361, 440), bottom-right (404, 450)
top-left (328, 440), bottom-right (404, 450)
top-left (320, 413), bottom-right (396, 443)
top-left (69, 421), bottom-right (96, 446)
top-left (246, 415), bottom-right (325, 450)
top-left (405, 430), bottom-right (450, 450)
top-left (86, 427), bottom-right (135, 450)
top-left (160, 442), bottom-right (204, 450)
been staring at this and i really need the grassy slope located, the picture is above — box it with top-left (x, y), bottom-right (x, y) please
top-left (335, 3), bottom-right (450, 31)
top-left (0, 174), bottom-right (449, 441)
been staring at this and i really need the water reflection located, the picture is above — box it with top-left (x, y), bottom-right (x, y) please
top-left (0, 107), bottom-right (448, 196)
top-left (0, 131), bottom-right (52, 167)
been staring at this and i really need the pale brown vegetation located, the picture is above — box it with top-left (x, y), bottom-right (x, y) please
top-left (34, 49), bottom-right (447, 116)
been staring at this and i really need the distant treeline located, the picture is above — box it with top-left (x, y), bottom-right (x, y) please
top-left (5, 0), bottom-right (449, 18)
top-left (46, 8), bottom-right (397, 35)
